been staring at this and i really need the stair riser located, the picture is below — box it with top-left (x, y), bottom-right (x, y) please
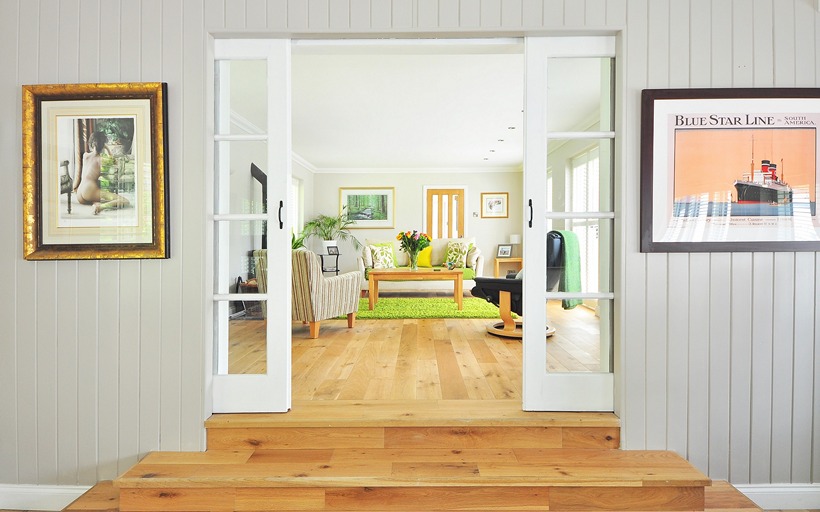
top-left (206, 426), bottom-right (620, 451)
top-left (119, 485), bottom-right (702, 512)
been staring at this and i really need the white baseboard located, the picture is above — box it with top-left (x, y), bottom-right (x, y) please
top-left (735, 483), bottom-right (820, 510)
top-left (0, 484), bottom-right (90, 511)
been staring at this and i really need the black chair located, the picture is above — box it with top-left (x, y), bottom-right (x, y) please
top-left (471, 231), bottom-right (564, 338)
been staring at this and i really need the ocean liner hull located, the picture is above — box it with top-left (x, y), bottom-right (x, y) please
top-left (733, 180), bottom-right (792, 205)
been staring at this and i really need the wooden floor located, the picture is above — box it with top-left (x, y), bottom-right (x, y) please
top-left (229, 296), bottom-right (603, 396)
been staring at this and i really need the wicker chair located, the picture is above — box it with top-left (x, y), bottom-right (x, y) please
top-left (291, 249), bottom-right (362, 338)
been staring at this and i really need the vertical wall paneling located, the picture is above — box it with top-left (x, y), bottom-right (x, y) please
top-left (620, 0), bottom-right (649, 449)
top-left (732, 0), bottom-right (755, 87)
top-left (224, 0), bottom-right (247, 30)
top-left (481, 0), bottom-right (502, 28)
top-left (772, 0), bottom-right (795, 87)
top-left (350, 0), bottom-right (372, 29)
top-left (287, 0), bottom-right (309, 29)
top-left (770, 253), bottom-right (796, 482)
top-left (158, 0), bottom-right (185, 456)
top-left (814, 257), bottom-right (820, 482)
top-left (542, 0), bottom-right (563, 27)
top-left (790, 256), bottom-right (816, 482)
top-left (500, 0), bottom-right (522, 28)
top-left (371, 0), bottom-right (392, 29)
top-left (179, 0), bottom-right (206, 453)
top-left (460, 0), bottom-right (480, 27)
top-left (750, 253), bottom-right (775, 483)
top-left (35, 261), bottom-right (58, 485)
top-left (752, 0), bottom-right (775, 87)
top-left (583, 0), bottom-right (605, 26)
top-left (392, 0), bottom-right (413, 29)
top-left (246, 0), bottom-right (267, 30)
top-left (687, 254), bottom-right (711, 473)
top-left (75, 264), bottom-right (99, 485)
top-left (707, 253), bottom-right (732, 480)
top-left (711, 0), bottom-right (733, 87)
top-left (563, 0), bottom-right (584, 27)
top-left (646, 0), bottom-right (669, 88)
top-left (96, 262), bottom-right (120, 480)
top-left (35, 0), bottom-right (61, 486)
top-left (56, 261), bottom-right (79, 486)
top-left (644, 255), bottom-right (668, 449)
top-left (793, 0), bottom-right (816, 87)
top-left (313, 0), bottom-right (333, 30)
top-left (137, 0), bottom-right (164, 464)
top-left (729, 253), bottom-right (754, 484)
top-left (438, 0), bottom-right (459, 27)
top-left (604, 0), bottom-right (626, 27)
top-left (521, 0), bottom-right (543, 28)
top-left (666, 253), bottom-right (690, 457)
top-left (117, 261), bottom-right (141, 476)
top-left (266, 0), bottom-right (289, 30)
top-left (689, 0), bottom-right (710, 88)
top-left (0, 0), bottom-right (20, 486)
top-left (3, 0), bottom-right (820, 496)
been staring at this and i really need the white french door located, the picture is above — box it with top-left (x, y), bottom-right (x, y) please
top-left (209, 39), bottom-right (292, 412)
top-left (521, 37), bottom-right (616, 411)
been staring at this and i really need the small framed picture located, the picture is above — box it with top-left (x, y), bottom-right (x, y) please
top-left (481, 192), bottom-right (509, 218)
top-left (496, 244), bottom-right (512, 258)
top-left (327, 246), bottom-right (340, 255)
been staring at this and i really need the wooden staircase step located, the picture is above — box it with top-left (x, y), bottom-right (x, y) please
top-left (64, 479), bottom-right (763, 512)
top-left (206, 399), bottom-right (621, 427)
top-left (113, 448), bottom-right (711, 510)
top-left (206, 400), bottom-right (620, 451)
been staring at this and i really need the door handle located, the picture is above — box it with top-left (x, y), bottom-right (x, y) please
top-left (528, 199), bottom-right (533, 228)
top-left (278, 200), bottom-right (284, 229)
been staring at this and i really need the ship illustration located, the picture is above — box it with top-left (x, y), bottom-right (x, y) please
top-left (733, 159), bottom-right (792, 206)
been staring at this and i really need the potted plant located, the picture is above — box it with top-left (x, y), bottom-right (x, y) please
top-left (303, 207), bottom-right (362, 253)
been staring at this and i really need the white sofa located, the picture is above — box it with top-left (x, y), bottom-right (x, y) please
top-left (356, 237), bottom-right (484, 292)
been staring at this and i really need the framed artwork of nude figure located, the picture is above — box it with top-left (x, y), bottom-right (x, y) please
top-left (22, 82), bottom-right (169, 259)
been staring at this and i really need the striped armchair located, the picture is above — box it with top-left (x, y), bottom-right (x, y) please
top-left (291, 249), bottom-right (362, 338)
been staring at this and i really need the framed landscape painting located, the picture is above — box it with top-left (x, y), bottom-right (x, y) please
top-left (640, 88), bottom-right (820, 252)
top-left (340, 187), bottom-right (395, 229)
top-left (22, 82), bottom-right (169, 260)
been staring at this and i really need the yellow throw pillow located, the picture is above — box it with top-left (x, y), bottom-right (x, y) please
top-left (417, 246), bottom-right (433, 267)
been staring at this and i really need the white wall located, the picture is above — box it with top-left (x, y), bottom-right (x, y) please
top-left (306, 170), bottom-right (523, 276)
top-left (0, 0), bottom-right (818, 496)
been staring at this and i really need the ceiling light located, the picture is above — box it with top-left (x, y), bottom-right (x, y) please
top-left (507, 126), bottom-right (516, 130)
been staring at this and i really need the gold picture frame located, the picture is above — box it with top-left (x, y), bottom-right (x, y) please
top-left (22, 82), bottom-right (169, 259)
top-left (481, 192), bottom-right (509, 218)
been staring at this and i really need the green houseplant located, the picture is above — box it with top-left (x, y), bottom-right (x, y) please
top-left (303, 207), bottom-right (362, 252)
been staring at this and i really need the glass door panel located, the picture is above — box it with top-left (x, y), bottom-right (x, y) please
top-left (522, 36), bottom-right (615, 411)
top-left (211, 39), bottom-right (291, 412)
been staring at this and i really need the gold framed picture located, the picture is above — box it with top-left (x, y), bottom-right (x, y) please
top-left (22, 82), bottom-right (169, 259)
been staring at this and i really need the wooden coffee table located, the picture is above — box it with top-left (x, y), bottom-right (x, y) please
top-left (368, 268), bottom-right (463, 310)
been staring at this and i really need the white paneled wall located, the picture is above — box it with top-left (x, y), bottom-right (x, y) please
top-left (0, 0), bottom-right (817, 490)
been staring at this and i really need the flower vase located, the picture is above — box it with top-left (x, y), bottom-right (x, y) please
top-left (408, 250), bottom-right (419, 270)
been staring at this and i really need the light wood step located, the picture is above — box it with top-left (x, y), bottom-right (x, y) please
top-left (114, 448), bottom-right (711, 511)
top-left (65, 479), bottom-right (763, 512)
top-left (206, 399), bottom-right (621, 451)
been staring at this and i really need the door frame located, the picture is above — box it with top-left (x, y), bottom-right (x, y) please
top-left (204, 34), bottom-right (623, 415)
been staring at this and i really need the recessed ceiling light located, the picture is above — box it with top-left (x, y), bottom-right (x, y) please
top-left (507, 126), bottom-right (516, 130)
top-left (489, 150), bottom-right (496, 153)
top-left (498, 139), bottom-right (505, 142)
